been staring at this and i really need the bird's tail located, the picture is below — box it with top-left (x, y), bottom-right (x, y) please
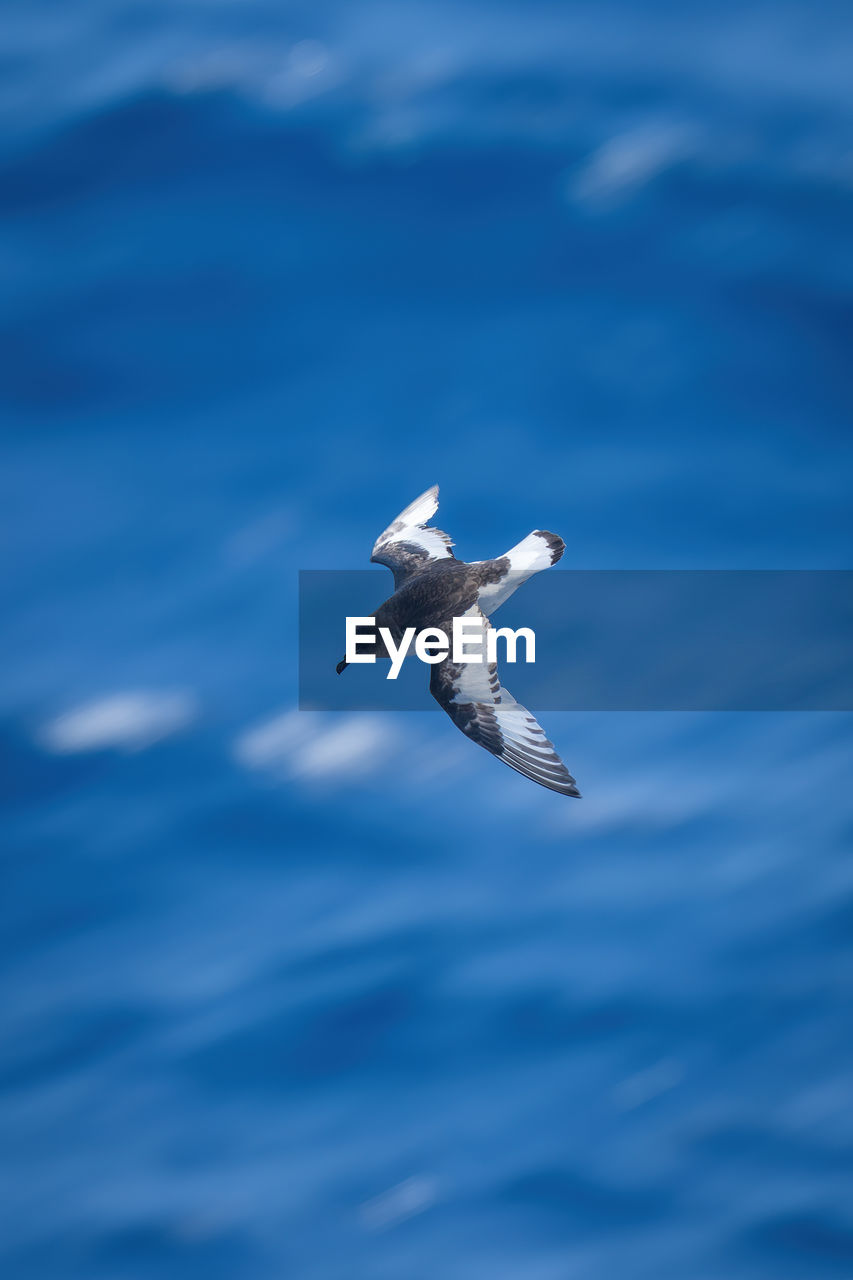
top-left (477, 530), bottom-right (565, 616)
top-left (501, 529), bottom-right (565, 575)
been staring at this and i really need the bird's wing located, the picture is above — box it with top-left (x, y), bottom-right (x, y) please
top-left (429, 606), bottom-right (580, 797)
top-left (370, 484), bottom-right (455, 588)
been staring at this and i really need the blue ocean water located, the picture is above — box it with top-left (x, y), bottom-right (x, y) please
top-left (2, 2), bottom-right (853, 1276)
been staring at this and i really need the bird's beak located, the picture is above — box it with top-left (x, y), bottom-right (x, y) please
top-left (336, 657), bottom-right (349, 675)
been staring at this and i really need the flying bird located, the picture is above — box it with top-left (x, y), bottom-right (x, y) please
top-left (337, 485), bottom-right (580, 797)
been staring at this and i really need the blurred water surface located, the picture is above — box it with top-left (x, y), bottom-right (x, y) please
top-left (2, 2), bottom-right (853, 1277)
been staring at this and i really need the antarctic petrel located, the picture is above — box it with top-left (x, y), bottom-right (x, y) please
top-left (336, 485), bottom-right (580, 797)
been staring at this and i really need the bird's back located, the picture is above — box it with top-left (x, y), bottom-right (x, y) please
top-left (377, 559), bottom-right (480, 635)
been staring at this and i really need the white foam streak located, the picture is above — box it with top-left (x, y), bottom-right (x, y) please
top-left (40, 691), bottom-right (197, 754)
top-left (569, 124), bottom-right (693, 207)
top-left (233, 710), bottom-right (398, 782)
top-left (359, 1175), bottom-right (439, 1231)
